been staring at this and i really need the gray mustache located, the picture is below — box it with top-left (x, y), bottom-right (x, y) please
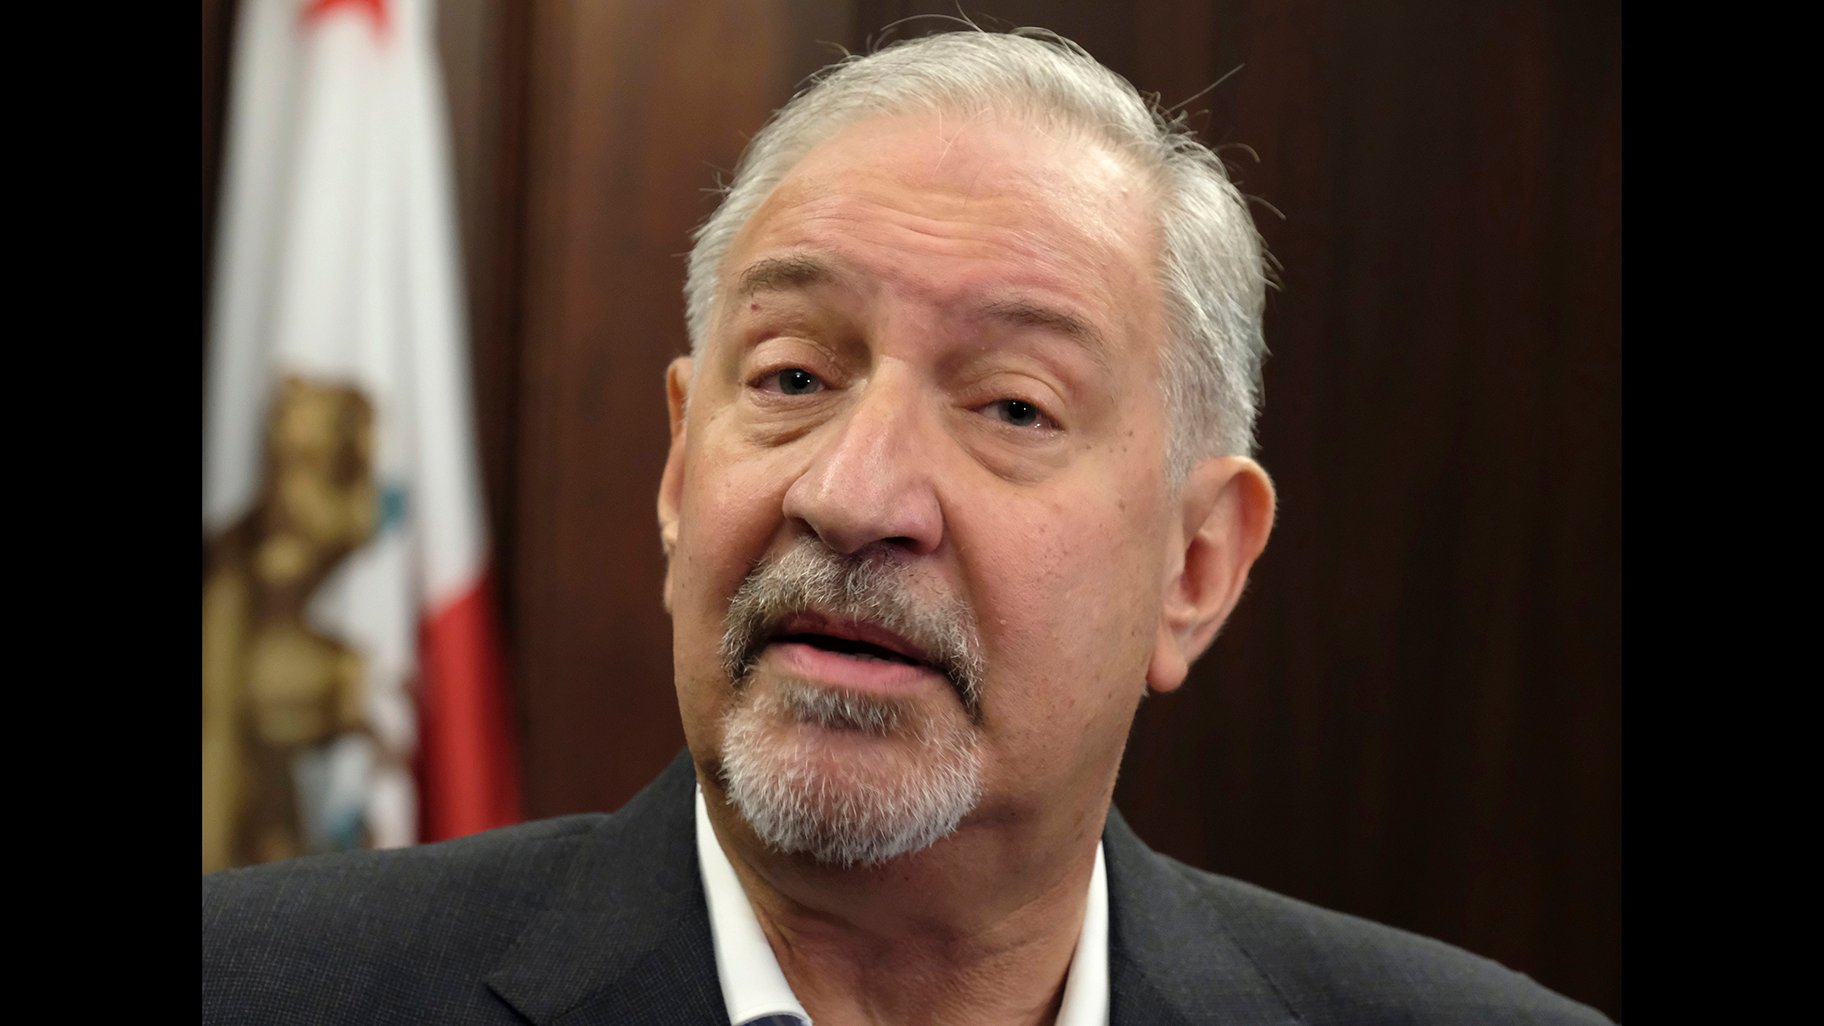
top-left (719, 539), bottom-right (986, 720)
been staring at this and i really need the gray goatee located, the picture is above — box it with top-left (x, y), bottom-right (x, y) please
top-left (715, 538), bottom-right (987, 866)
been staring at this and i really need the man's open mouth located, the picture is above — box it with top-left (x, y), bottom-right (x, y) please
top-left (767, 613), bottom-right (932, 669)
top-left (776, 633), bottom-right (923, 665)
top-left (718, 542), bottom-right (985, 722)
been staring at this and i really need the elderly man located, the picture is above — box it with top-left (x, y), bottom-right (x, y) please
top-left (204, 29), bottom-right (1611, 1026)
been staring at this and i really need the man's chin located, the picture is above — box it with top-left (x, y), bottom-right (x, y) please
top-left (717, 679), bottom-right (983, 868)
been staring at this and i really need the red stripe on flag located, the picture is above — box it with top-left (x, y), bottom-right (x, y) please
top-left (301, 0), bottom-right (389, 35)
top-left (417, 569), bottom-right (521, 841)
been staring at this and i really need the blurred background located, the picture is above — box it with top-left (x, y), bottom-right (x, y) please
top-left (203, 0), bottom-right (1620, 1018)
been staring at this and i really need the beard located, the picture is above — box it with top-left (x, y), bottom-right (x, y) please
top-left (714, 538), bottom-right (986, 867)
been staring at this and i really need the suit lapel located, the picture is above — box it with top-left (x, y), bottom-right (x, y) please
top-left (1104, 810), bottom-right (1302, 1026)
top-left (486, 752), bottom-right (727, 1026)
top-left (483, 758), bottom-right (1303, 1026)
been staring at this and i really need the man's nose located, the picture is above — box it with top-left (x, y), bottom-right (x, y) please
top-left (781, 373), bottom-right (944, 557)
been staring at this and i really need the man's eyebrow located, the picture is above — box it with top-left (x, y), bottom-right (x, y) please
top-left (734, 255), bottom-right (841, 299)
top-left (978, 298), bottom-right (1113, 371)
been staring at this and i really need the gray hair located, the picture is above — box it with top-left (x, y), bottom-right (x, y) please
top-left (684, 28), bottom-right (1270, 477)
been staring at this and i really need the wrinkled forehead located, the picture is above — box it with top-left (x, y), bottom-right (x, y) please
top-left (714, 110), bottom-right (1167, 353)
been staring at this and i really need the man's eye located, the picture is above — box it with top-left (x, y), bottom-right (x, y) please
top-left (765, 368), bottom-right (824, 396)
top-left (983, 399), bottom-right (1051, 429)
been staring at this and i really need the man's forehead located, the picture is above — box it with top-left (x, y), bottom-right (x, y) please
top-left (730, 251), bottom-right (1116, 373)
top-left (716, 112), bottom-right (1162, 359)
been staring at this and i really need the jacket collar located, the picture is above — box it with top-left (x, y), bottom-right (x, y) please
top-left (1103, 809), bottom-right (1302, 1026)
top-left (486, 751), bottom-right (1300, 1026)
top-left (486, 750), bottom-right (726, 1026)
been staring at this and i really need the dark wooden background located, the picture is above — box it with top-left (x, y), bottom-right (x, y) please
top-left (203, 1), bottom-right (1621, 1018)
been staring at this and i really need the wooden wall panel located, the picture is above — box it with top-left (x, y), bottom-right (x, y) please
top-left (1104, 3), bottom-right (1623, 1016)
top-left (436, 0), bottom-right (531, 658)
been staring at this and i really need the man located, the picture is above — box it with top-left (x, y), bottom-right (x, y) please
top-left (204, 29), bottom-right (1612, 1026)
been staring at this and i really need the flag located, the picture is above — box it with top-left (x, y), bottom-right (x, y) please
top-left (203, 0), bottom-right (520, 873)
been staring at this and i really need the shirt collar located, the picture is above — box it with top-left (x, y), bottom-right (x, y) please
top-left (697, 787), bottom-right (812, 1025)
top-left (1057, 837), bottom-right (1110, 1026)
top-left (695, 786), bottom-right (1110, 1026)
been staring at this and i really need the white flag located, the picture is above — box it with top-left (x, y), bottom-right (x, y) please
top-left (203, 0), bottom-right (519, 873)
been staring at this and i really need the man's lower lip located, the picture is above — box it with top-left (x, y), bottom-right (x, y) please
top-left (762, 641), bottom-right (947, 695)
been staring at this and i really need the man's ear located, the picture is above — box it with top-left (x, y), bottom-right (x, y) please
top-left (657, 356), bottom-right (693, 612)
top-left (1145, 456), bottom-right (1276, 694)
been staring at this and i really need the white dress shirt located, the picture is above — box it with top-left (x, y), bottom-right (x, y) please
top-left (696, 787), bottom-right (1109, 1026)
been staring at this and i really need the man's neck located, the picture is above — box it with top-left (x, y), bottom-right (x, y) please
top-left (701, 783), bottom-right (1108, 1026)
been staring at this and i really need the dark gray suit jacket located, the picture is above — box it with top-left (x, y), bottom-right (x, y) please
top-left (203, 752), bottom-right (1612, 1024)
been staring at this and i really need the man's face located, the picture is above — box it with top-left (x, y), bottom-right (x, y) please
top-left (661, 110), bottom-right (1191, 863)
